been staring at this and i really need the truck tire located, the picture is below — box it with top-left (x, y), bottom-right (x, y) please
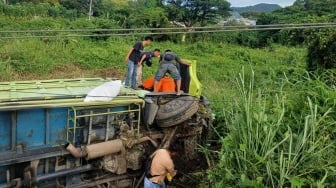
top-left (155, 96), bottom-right (199, 127)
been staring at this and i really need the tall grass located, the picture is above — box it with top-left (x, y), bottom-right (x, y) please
top-left (204, 68), bottom-right (336, 187)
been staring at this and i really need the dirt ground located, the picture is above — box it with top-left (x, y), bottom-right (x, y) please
top-left (169, 153), bottom-right (209, 188)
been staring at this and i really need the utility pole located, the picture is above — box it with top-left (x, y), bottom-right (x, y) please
top-left (88, 0), bottom-right (93, 20)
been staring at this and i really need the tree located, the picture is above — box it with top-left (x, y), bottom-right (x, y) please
top-left (99, 0), bottom-right (167, 28)
top-left (307, 30), bottom-right (336, 71)
top-left (7, 0), bottom-right (59, 5)
top-left (253, 0), bottom-right (336, 46)
top-left (59, 0), bottom-right (103, 17)
top-left (128, 0), bottom-right (168, 28)
top-left (164, 0), bottom-right (231, 27)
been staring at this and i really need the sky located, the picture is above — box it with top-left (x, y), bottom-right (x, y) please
top-left (228, 0), bottom-right (296, 7)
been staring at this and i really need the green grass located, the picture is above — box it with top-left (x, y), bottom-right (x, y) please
top-left (202, 68), bottom-right (336, 187)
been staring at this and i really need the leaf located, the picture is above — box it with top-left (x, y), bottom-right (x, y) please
top-left (289, 176), bottom-right (306, 188)
top-left (239, 144), bottom-right (246, 152)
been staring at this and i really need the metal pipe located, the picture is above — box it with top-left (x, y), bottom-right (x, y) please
top-left (36, 164), bottom-right (93, 182)
top-left (30, 160), bottom-right (39, 188)
top-left (85, 139), bottom-right (123, 160)
top-left (70, 174), bottom-right (131, 188)
top-left (74, 109), bottom-right (140, 118)
top-left (87, 110), bottom-right (93, 144)
top-left (66, 139), bottom-right (124, 160)
top-left (133, 136), bottom-right (158, 148)
top-left (105, 109), bottom-right (110, 141)
top-left (10, 111), bottom-right (17, 151)
top-left (0, 98), bottom-right (144, 111)
top-left (0, 183), bottom-right (14, 188)
top-left (65, 143), bottom-right (87, 158)
top-left (0, 178), bottom-right (21, 188)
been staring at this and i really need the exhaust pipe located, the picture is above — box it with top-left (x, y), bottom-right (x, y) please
top-left (65, 139), bottom-right (124, 160)
top-left (65, 143), bottom-right (87, 158)
top-left (85, 139), bottom-right (123, 160)
top-left (66, 136), bottom-right (160, 160)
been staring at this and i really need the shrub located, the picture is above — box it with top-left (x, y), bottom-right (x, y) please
top-left (307, 30), bottom-right (336, 71)
top-left (204, 69), bottom-right (336, 187)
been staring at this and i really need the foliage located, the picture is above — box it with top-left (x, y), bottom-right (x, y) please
top-left (255, 0), bottom-right (336, 46)
top-left (127, 0), bottom-right (168, 28)
top-left (101, 0), bottom-right (131, 27)
top-left (1, 0), bottom-right (335, 47)
top-left (0, 1), bottom-right (77, 19)
top-left (59, 0), bottom-right (103, 17)
top-left (203, 69), bottom-right (336, 187)
top-left (232, 3), bottom-right (281, 13)
top-left (307, 30), bottom-right (336, 71)
top-left (6, 0), bottom-right (59, 5)
top-left (165, 0), bottom-right (231, 27)
top-left (211, 0), bottom-right (336, 48)
top-left (240, 11), bottom-right (263, 20)
top-left (1, 0), bottom-right (169, 29)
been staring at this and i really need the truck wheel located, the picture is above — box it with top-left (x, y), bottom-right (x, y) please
top-left (155, 96), bottom-right (199, 127)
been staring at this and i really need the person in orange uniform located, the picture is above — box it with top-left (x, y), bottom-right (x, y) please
top-left (144, 145), bottom-right (177, 188)
top-left (141, 74), bottom-right (176, 92)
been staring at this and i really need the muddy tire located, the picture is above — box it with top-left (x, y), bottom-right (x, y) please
top-left (155, 96), bottom-right (199, 127)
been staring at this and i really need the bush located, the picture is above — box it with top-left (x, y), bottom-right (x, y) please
top-left (307, 30), bottom-right (336, 71)
top-left (204, 69), bottom-right (336, 187)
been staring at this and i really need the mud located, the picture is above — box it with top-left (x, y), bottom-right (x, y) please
top-left (169, 153), bottom-right (209, 188)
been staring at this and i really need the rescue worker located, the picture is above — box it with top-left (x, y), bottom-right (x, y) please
top-left (153, 50), bottom-right (191, 95)
top-left (144, 145), bottom-right (178, 188)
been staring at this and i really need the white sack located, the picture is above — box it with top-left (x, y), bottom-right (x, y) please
top-left (84, 80), bottom-right (122, 102)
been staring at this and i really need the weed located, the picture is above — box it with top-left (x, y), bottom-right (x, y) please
top-left (204, 68), bottom-right (336, 187)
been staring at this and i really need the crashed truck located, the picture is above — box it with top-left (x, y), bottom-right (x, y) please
top-left (0, 61), bottom-right (213, 188)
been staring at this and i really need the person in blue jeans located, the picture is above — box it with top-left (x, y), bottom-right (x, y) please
top-left (144, 145), bottom-right (178, 188)
top-left (124, 36), bottom-right (153, 89)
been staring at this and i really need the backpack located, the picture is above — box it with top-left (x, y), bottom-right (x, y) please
top-left (162, 52), bottom-right (176, 64)
top-left (145, 58), bottom-right (152, 67)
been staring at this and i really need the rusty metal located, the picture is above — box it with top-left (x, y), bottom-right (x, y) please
top-left (85, 139), bottom-right (124, 160)
top-left (184, 135), bottom-right (198, 160)
top-left (37, 164), bottom-right (94, 182)
top-left (65, 143), bottom-right (87, 158)
top-left (102, 154), bottom-right (127, 175)
top-left (69, 174), bottom-right (132, 188)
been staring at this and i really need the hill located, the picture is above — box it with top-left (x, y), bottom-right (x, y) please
top-left (232, 3), bottom-right (281, 13)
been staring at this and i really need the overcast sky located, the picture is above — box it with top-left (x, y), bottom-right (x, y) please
top-left (228, 0), bottom-right (296, 7)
